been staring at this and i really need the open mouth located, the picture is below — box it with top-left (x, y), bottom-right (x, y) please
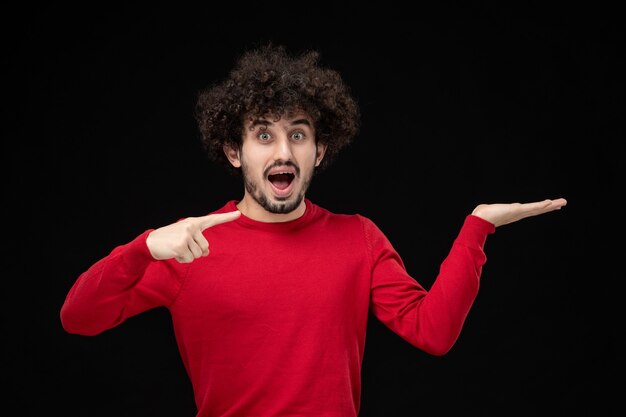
top-left (268, 172), bottom-right (295, 191)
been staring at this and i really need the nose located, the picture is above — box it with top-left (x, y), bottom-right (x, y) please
top-left (273, 135), bottom-right (294, 162)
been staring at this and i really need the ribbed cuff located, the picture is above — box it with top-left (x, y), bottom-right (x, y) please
top-left (119, 229), bottom-right (156, 274)
top-left (454, 215), bottom-right (495, 250)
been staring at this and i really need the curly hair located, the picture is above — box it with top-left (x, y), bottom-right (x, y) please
top-left (194, 43), bottom-right (360, 175)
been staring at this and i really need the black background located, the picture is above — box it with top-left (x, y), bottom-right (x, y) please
top-left (5, 2), bottom-right (623, 416)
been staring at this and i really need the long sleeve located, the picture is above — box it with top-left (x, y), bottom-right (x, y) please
top-left (367, 214), bottom-right (495, 355)
top-left (60, 230), bottom-right (186, 336)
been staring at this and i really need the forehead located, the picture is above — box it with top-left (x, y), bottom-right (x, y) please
top-left (245, 111), bottom-right (314, 127)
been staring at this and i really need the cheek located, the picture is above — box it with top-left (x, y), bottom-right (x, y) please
top-left (296, 145), bottom-right (319, 164)
top-left (241, 144), bottom-right (269, 168)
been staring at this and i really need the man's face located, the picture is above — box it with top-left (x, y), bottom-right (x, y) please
top-left (225, 112), bottom-right (326, 215)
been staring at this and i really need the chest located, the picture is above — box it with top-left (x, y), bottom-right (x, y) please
top-left (173, 233), bottom-right (371, 322)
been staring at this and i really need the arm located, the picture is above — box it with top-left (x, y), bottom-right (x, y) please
top-left (60, 210), bottom-right (240, 335)
top-left (59, 230), bottom-right (181, 336)
top-left (368, 198), bottom-right (567, 355)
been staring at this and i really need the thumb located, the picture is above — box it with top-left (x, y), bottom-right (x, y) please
top-left (199, 210), bottom-right (241, 230)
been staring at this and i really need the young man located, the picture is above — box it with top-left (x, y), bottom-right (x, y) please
top-left (60, 44), bottom-right (567, 417)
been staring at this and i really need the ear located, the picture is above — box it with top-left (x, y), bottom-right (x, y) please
top-left (223, 143), bottom-right (241, 168)
top-left (315, 142), bottom-right (327, 167)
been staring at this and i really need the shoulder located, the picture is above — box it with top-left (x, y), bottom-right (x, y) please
top-left (308, 200), bottom-right (381, 232)
top-left (210, 200), bottom-right (239, 214)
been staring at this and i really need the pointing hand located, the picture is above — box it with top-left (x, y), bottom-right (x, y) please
top-left (146, 210), bottom-right (241, 263)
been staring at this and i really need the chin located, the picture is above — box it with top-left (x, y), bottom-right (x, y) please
top-left (264, 194), bottom-right (303, 214)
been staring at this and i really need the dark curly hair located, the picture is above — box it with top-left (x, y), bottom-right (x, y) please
top-left (194, 43), bottom-right (360, 175)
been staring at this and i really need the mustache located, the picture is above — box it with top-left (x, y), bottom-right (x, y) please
top-left (264, 160), bottom-right (300, 177)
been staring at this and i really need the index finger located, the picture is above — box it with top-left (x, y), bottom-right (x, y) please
top-left (199, 210), bottom-right (241, 230)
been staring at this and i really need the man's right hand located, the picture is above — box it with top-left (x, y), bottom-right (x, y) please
top-left (146, 210), bottom-right (241, 263)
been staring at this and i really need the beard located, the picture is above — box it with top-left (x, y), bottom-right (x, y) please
top-left (240, 158), bottom-right (313, 215)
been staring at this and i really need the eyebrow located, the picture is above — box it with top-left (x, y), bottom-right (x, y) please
top-left (250, 118), bottom-right (312, 129)
top-left (290, 118), bottom-right (312, 127)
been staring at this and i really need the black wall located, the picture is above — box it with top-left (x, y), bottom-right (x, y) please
top-left (6, 2), bottom-right (622, 416)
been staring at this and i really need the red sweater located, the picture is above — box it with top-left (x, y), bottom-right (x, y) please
top-left (61, 199), bottom-right (495, 417)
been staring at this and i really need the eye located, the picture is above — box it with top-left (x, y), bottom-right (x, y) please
top-left (258, 132), bottom-right (272, 141)
top-left (291, 131), bottom-right (305, 141)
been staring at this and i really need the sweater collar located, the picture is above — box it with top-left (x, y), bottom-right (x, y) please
top-left (223, 198), bottom-right (317, 231)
